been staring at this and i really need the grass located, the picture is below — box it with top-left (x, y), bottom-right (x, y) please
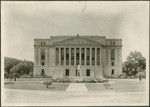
top-left (6, 78), bottom-right (48, 81)
top-left (5, 81), bottom-right (69, 91)
top-left (5, 79), bottom-right (146, 92)
top-left (85, 79), bottom-right (146, 91)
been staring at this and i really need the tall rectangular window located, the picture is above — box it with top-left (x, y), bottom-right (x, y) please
top-left (111, 69), bottom-right (114, 74)
top-left (66, 69), bottom-right (69, 76)
top-left (41, 49), bottom-right (45, 60)
top-left (42, 62), bottom-right (45, 66)
top-left (111, 62), bottom-right (114, 66)
top-left (71, 48), bottom-right (74, 65)
top-left (76, 69), bottom-right (78, 76)
top-left (111, 49), bottom-right (115, 60)
top-left (86, 69), bottom-right (90, 76)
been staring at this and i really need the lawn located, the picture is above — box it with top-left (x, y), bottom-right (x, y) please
top-left (4, 81), bottom-right (69, 91)
top-left (4, 79), bottom-right (146, 92)
top-left (85, 79), bottom-right (146, 91)
top-left (5, 78), bottom-right (48, 81)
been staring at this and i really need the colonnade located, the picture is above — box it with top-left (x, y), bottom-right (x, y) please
top-left (55, 47), bottom-right (102, 66)
top-left (34, 47), bottom-right (122, 66)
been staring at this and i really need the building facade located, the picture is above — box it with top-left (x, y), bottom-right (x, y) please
top-left (34, 35), bottom-right (122, 78)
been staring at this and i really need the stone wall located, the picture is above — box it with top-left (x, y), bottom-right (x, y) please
top-left (34, 65), bottom-right (103, 78)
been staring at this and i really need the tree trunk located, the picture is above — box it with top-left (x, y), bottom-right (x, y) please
top-left (47, 85), bottom-right (48, 88)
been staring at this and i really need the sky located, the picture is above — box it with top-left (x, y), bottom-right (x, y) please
top-left (2, 1), bottom-right (149, 62)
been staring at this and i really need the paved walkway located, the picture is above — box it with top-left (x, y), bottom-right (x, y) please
top-left (66, 83), bottom-right (88, 92)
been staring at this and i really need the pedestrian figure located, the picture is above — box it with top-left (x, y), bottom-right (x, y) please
top-left (139, 74), bottom-right (142, 81)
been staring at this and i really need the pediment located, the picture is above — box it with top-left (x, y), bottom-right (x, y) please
top-left (53, 36), bottom-right (101, 46)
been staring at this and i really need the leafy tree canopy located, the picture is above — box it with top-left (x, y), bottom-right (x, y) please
top-left (123, 50), bottom-right (146, 76)
top-left (4, 57), bottom-right (34, 79)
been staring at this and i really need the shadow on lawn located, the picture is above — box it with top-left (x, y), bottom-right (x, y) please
top-left (48, 87), bottom-right (55, 89)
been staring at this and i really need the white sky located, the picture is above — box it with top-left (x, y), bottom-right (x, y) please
top-left (1, 1), bottom-right (149, 62)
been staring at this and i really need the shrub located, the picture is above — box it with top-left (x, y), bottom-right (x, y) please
top-left (103, 81), bottom-right (110, 89)
top-left (43, 78), bottom-right (52, 88)
top-left (69, 78), bottom-right (76, 83)
top-left (59, 77), bottom-right (71, 83)
top-left (83, 78), bottom-right (97, 83)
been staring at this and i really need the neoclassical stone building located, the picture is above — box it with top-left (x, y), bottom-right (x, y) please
top-left (34, 34), bottom-right (122, 78)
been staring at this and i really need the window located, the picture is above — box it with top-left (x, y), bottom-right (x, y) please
top-left (111, 57), bottom-right (114, 60)
top-left (86, 69), bottom-right (90, 76)
top-left (111, 62), bottom-right (114, 66)
top-left (111, 41), bottom-right (115, 45)
top-left (76, 53), bottom-right (79, 60)
top-left (41, 42), bottom-right (46, 45)
top-left (42, 62), bottom-right (45, 66)
top-left (41, 69), bottom-right (45, 76)
top-left (113, 41), bottom-right (115, 45)
top-left (71, 56), bottom-right (74, 60)
top-left (87, 56), bottom-right (89, 60)
top-left (111, 69), bottom-right (114, 74)
top-left (66, 69), bottom-right (69, 76)
top-left (82, 53), bottom-right (84, 60)
top-left (41, 55), bottom-right (45, 60)
top-left (41, 49), bottom-right (45, 60)
top-left (76, 69), bottom-right (78, 76)
top-left (111, 49), bottom-right (115, 60)
top-left (42, 69), bottom-right (44, 73)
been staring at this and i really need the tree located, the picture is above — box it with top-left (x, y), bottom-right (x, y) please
top-left (4, 57), bottom-right (34, 79)
top-left (123, 51), bottom-right (146, 77)
top-left (10, 66), bottom-right (19, 81)
top-left (43, 78), bottom-right (52, 88)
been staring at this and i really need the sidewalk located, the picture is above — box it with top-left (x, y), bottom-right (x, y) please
top-left (66, 83), bottom-right (88, 92)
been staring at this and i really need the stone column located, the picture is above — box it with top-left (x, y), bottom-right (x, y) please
top-left (38, 48), bottom-right (41, 66)
top-left (100, 48), bottom-right (102, 65)
top-left (95, 48), bottom-right (97, 65)
top-left (115, 49), bottom-right (118, 66)
top-left (45, 48), bottom-right (47, 66)
top-left (59, 48), bottom-right (61, 65)
top-left (85, 48), bottom-right (87, 66)
top-left (64, 48), bottom-right (66, 65)
top-left (108, 48), bottom-right (110, 66)
top-left (69, 47), bottom-right (71, 65)
top-left (79, 48), bottom-right (81, 65)
top-left (74, 48), bottom-right (76, 65)
top-left (90, 48), bottom-right (92, 65)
